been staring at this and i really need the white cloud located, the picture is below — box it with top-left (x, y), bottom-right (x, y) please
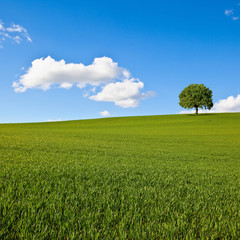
top-left (0, 32), bottom-right (11, 39)
top-left (82, 91), bottom-right (90, 98)
top-left (179, 94), bottom-right (240, 114)
top-left (6, 24), bottom-right (32, 42)
top-left (47, 118), bottom-right (62, 122)
top-left (213, 95), bottom-right (240, 112)
top-left (179, 109), bottom-right (209, 114)
top-left (224, 7), bottom-right (240, 21)
top-left (99, 110), bottom-right (110, 117)
top-left (0, 20), bottom-right (32, 47)
top-left (14, 56), bottom-right (153, 108)
top-left (12, 35), bottom-right (22, 44)
top-left (0, 23), bottom-right (4, 31)
top-left (225, 9), bottom-right (234, 16)
top-left (6, 24), bottom-right (26, 33)
top-left (89, 79), bottom-right (153, 108)
top-left (13, 56), bottom-right (128, 92)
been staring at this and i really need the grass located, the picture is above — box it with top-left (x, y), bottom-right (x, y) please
top-left (0, 113), bottom-right (240, 239)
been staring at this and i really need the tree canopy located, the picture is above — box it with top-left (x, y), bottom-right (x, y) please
top-left (179, 84), bottom-right (213, 115)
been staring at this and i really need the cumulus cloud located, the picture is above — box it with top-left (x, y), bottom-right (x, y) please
top-left (213, 95), bottom-right (240, 112)
top-left (90, 79), bottom-right (153, 108)
top-left (99, 110), bottom-right (110, 117)
top-left (13, 56), bottom-right (153, 108)
top-left (232, 16), bottom-right (239, 20)
top-left (179, 94), bottom-right (240, 114)
top-left (13, 56), bottom-right (128, 92)
top-left (0, 20), bottom-right (32, 47)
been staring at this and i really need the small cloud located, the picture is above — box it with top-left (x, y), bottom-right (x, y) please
top-left (82, 91), bottom-right (90, 98)
top-left (6, 24), bottom-right (32, 42)
top-left (0, 32), bottom-right (11, 39)
top-left (26, 36), bottom-right (32, 42)
top-left (225, 9), bottom-right (234, 16)
top-left (13, 35), bottom-right (22, 43)
top-left (232, 16), bottom-right (239, 20)
top-left (0, 20), bottom-right (32, 48)
top-left (0, 23), bottom-right (4, 31)
top-left (179, 109), bottom-right (208, 114)
top-left (59, 82), bottom-right (73, 89)
top-left (89, 79), bottom-right (154, 108)
top-left (6, 24), bottom-right (26, 33)
top-left (47, 118), bottom-right (62, 122)
top-left (99, 110), bottom-right (110, 117)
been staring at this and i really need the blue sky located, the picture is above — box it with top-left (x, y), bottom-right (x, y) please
top-left (0, 0), bottom-right (240, 122)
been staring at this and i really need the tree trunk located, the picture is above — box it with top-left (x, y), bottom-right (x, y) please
top-left (195, 106), bottom-right (198, 115)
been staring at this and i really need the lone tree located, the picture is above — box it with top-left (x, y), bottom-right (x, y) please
top-left (179, 84), bottom-right (213, 115)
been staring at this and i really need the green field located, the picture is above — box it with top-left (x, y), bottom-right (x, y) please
top-left (0, 113), bottom-right (240, 239)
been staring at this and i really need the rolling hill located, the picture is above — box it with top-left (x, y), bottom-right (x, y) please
top-left (1, 113), bottom-right (240, 239)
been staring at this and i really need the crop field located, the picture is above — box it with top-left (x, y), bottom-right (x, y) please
top-left (0, 113), bottom-right (240, 239)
